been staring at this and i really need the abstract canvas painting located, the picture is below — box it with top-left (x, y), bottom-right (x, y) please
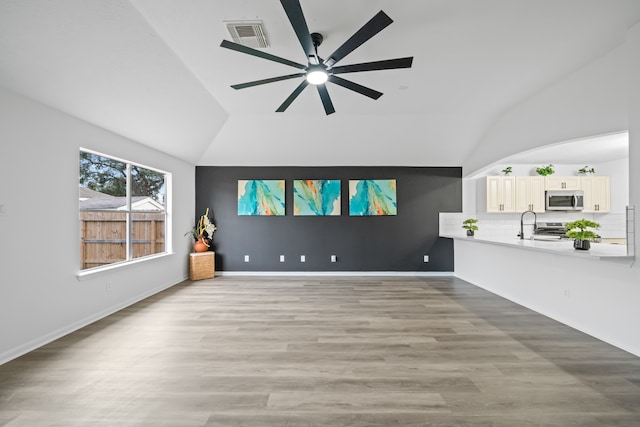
top-left (238, 180), bottom-right (285, 216)
top-left (349, 179), bottom-right (397, 216)
top-left (293, 180), bottom-right (341, 216)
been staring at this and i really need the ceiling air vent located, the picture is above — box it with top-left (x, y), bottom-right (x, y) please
top-left (226, 21), bottom-right (269, 49)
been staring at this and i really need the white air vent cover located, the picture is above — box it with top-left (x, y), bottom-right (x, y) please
top-left (226, 21), bottom-right (269, 49)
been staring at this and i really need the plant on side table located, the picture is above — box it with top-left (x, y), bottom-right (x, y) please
top-left (565, 218), bottom-right (600, 250)
top-left (462, 218), bottom-right (478, 237)
top-left (186, 208), bottom-right (217, 252)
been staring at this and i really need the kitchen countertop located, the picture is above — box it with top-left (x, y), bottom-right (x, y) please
top-left (441, 234), bottom-right (632, 260)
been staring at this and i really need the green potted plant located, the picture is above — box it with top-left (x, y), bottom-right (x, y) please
top-left (462, 218), bottom-right (478, 237)
top-left (565, 218), bottom-right (600, 250)
top-left (578, 166), bottom-right (595, 175)
top-left (535, 164), bottom-right (555, 176)
top-left (501, 166), bottom-right (512, 175)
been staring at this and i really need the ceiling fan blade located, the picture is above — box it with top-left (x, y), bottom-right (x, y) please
top-left (231, 73), bottom-right (306, 90)
top-left (221, 40), bottom-right (306, 70)
top-left (328, 75), bottom-right (382, 100)
top-left (280, 0), bottom-right (316, 61)
top-left (323, 11), bottom-right (393, 68)
top-left (331, 57), bottom-right (414, 74)
top-left (316, 84), bottom-right (335, 115)
top-left (276, 80), bottom-right (309, 112)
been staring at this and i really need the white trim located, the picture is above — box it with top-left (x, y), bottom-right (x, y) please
top-left (76, 252), bottom-right (173, 281)
top-left (216, 271), bottom-right (454, 277)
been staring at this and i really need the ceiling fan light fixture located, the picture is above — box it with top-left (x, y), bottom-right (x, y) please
top-left (306, 70), bottom-right (328, 85)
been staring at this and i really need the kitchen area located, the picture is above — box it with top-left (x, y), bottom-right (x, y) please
top-left (439, 132), bottom-right (638, 357)
top-left (440, 132), bottom-right (632, 256)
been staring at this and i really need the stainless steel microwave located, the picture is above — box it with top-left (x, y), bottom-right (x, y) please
top-left (545, 190), bottom-right (584, 211)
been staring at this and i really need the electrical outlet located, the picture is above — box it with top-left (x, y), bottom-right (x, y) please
top-left (300, 255), bottom-right (306, 262)
top-left (423, 255), bottom-right (429, 263)
top-left (280, 255), bottom-right (285, 262)
top-left (331, 255), bottom-right (337, 262)
top-left (564, 289), bottom-right (570, 298)
top-left (0, 203), bottom-right (6, 217)
top-left (244, 255), bottom-right (250, 262)
top-left (105, 282), bottom-right (111, 292)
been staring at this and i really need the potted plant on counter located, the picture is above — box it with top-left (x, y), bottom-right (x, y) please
top-left (462, 218), bottom-right (478, 237)
top-left (565, 218), bottom-right (600, 250)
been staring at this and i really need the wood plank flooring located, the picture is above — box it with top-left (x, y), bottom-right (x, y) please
top-left (1, 276), bottom-right (640, 426)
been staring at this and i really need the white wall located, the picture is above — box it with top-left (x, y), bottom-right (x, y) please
top-left (454, 240), bottom-right (640, 356)
top-left (464, 45), bottom-right (628, 176)
top-left (0, 88), bottom-right (195, 363)
top-left (630, 24), bottom-right (640, 258)
top-left (454, 24), bottom-right (640, 356)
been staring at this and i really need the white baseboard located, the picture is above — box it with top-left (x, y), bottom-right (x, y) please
top-left (0, 277), bottom-right (185, 366)
top-left (217, 271), bottom-right (454, 277)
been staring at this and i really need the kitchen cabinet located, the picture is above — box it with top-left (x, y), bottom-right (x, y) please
top-left (545, 176), bottom-right (581, 190)
top-left (486, 176), bottom-right (516, 212)
top-left (581, 176), bottom-right (610, 213)
top-left (515, 176), bottom-right (545, 212)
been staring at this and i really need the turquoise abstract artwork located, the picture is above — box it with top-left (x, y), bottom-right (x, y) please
top-left (238, 180), bottom-right (285, 216)
top-left (293, 180), bottom-right (341, 216)
top-left (349, 179), bottom-right (397, 216)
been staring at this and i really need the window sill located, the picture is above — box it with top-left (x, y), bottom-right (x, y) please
top-left (76, 252), bottom-right (173, 281)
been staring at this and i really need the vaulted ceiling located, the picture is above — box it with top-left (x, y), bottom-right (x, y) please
top-left (1, 0), bottom-right (639, 166)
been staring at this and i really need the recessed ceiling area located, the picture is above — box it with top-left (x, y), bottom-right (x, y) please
top-left (466, 132), bottom-right (629, 178)
top-left (502, 132), bottom-right (629, 165)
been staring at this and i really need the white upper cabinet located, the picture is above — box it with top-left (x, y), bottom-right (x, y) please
top-left (544, 176), bottom-right (581, 190)
top-left (486, 174), bottom-right (611, 213)
top-left (486, 176), bottom-right (516, 212)
top-left (581, 176), bottom-right (610, 213)
top-left (515, 176), bottom-right (545, 212)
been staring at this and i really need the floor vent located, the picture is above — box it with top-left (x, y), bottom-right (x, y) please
top-left (226, 21), bottom-right (269, 49)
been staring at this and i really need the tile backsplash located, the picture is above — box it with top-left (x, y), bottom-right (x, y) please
top-left (440, 211), bottom-right (627, 239)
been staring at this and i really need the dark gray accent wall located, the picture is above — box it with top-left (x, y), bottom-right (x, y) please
top-left (195, 166), bottom-right (461, 272)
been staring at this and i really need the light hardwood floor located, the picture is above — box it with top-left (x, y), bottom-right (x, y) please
top-left (1, 276), bottom-right (639, 426)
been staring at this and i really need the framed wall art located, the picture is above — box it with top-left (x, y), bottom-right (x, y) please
top-left (293, 179), bottom-right (341, 216)
top-left (238, 179), bottom-right (285, 216)
top-left (349, 179), bottom-right (397, 216)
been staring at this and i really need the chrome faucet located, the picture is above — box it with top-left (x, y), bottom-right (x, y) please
top-left (520, 210), bottom-right (537, 240)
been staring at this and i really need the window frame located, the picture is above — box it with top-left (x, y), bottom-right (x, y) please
top-left (78, 148), bottom-right (170, 276)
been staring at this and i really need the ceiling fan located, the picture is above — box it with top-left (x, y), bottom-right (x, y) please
top-left (220, 0), bottom-right (413, 115)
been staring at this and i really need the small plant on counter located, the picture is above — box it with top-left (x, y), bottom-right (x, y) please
top-left (578, 166), bottom-right (595, 175)
top-left (501, 166), bottom-right (512, 175)
top-left (565, 218), bottom-right (600, 250)
top-left (462, 218), bottom-right (479, 237)
top-left (535, 164), bottom-right (555, 176)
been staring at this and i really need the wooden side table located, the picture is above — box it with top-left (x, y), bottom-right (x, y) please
top-left (189, 252), bottom-right (215, 280)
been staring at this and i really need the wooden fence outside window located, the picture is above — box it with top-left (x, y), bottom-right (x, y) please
top-left (80, 211), bottom-right (165, 270)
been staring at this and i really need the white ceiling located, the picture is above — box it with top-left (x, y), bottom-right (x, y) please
top-left (1, 0), bottom-right (638, 166)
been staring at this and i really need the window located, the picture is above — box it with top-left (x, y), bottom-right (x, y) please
top-left (79, 149), bottom-right (167, 270)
